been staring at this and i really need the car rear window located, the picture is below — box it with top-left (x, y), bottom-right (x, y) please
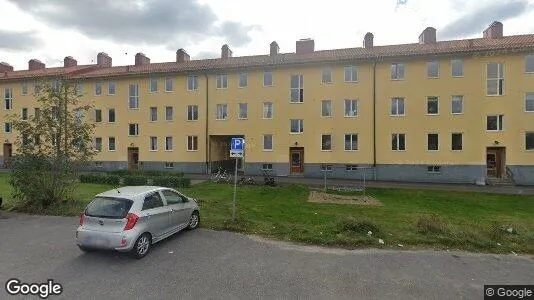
top-left (85, 197), bottom-right (134, 219)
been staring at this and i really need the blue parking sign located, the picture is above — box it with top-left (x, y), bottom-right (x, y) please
top-left (231, 138), bottom-right (244, 151)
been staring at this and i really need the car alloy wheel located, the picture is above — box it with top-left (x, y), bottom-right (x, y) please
top-left (188, 212), bottom-right (200, 229)
top-left (132, 233), bottom-right (151, 259)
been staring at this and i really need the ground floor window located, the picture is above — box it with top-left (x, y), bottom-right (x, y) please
top-left (94, 161), bottom-right (103, 168)
top-left (261, 163), bottom-right (273, 170)
top-left (164, 162), bottom-right (174, 169)
top-left (427, 165), bottom-right (441, 173)
top-left (321, 164), bottom-right (333, 172)
top-left (345, 164), bottom-right (358, 171)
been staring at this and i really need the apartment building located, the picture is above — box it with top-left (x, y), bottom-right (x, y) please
top-left (1, 21), bottom-right (533, 185)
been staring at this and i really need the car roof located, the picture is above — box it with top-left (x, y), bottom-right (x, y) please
top-left (96, 186), bottom-right (171, 199)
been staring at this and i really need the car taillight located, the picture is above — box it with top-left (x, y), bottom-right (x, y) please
top-left (79, 213), bottom-right (85, 226)
top-left (124, 213), bottom-right (139, 231)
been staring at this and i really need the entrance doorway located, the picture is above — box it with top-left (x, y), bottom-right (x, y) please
top-left (3, 143), bottom-right (12, 168)
top-left (486, 147), bottom-right (505, 178)
top-left (128, 147), bottom-right (139, 170)
top-left (289, 147), bottom-right (304, 174)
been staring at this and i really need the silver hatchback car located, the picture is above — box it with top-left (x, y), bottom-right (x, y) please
top-left (76, 186), bottom-right (200, 258)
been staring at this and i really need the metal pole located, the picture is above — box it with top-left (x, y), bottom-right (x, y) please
top-left (363, 167), bottom-right (366, 197)
top-left (324, 170), bottom-right (327, 191)
top-left (232, 157), bottom-right (238, 221)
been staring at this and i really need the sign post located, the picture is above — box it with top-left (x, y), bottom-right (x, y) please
top-left (230, 138), bottom-right (244, 221)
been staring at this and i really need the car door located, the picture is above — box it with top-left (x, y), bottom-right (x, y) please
top-left (141, 192), bottom-right (171, 238)
top-left (161, 189), bottom-right (189, 229)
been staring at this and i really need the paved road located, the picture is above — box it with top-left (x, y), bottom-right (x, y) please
top-left (0, 213), bottom-right (533, 299)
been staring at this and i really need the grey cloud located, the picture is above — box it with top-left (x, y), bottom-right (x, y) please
top-left (0, 30), bottom-right (42, 51)
top-left (440, 0), bottom-right (530, 39)
top-left (8, 0), bottom-right (258, 48)
top-left (193, 51), bottom-right (220, 60)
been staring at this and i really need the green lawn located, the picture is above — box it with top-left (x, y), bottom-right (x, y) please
top-left (1, 172), bottom-right (533, 254)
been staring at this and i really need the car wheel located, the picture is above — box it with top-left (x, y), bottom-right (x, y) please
top-left (187, 211), bottom-right (200, 230)
top-left (77, 245), bottom-right (95, 253)
top-left (131, 233), bottom-right (151, 259)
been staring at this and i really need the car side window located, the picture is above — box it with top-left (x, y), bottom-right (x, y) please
top-left (161, 190), bottom-right (186, 205)
top-left (142, 193), bottom-right (164, 210)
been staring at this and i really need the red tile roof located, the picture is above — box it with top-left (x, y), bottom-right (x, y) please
top-left (2, 34), bottom-right (534, 81)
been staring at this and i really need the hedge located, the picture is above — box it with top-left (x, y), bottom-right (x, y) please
top-left (108, 170), bottom-right (184, 177)
top-left (79, 174), bottom-right (121, 185)
top-left (152, 176), bottom-right (191, 188)
top-left (123, 175), bottom-right (149, 186)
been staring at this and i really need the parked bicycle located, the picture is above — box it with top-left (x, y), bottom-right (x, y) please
top-left (238, 176), bottom-right (255, 185)
top-left (211, 167), bottom-right (232, 183)
top-left (263, 170), bottom-right (276, 187)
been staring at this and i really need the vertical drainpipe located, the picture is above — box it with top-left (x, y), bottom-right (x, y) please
top-left (204, 73), bottom-right (209, 174)
top-left (373, 59), bottom-right (377, 180)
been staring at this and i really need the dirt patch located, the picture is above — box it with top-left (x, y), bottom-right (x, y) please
top-left (308, 191), bottom-right (382, 206)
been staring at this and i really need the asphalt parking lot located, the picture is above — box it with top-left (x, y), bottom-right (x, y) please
top-left (0, 212), bottom-right (533, 299)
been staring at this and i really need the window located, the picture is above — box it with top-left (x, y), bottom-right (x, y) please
top-left (238, 103), bottom-right (248, 119)
top-left (391, 98), bottom-right (405, 115)
top-left (165, 106), bottom-right (173, 121)
top-left (94, 162), bottom-right (104, 168)
top-left (525, 93), bottom-right (534, 112)
top-left (262, 164), bottom-right (273, 170)
top-left (427, 61), bottom-right (439, 78)
top-left (95, 83), bottom-right (102, 96)
top-left (94, 109), bottom-right (102, 123)
top-left (216, 104), bottom-right (228, 120)
top-left (165, 136), bottom-right (173, 151)
top-left (525, 55), bottom-right (534, 73)
top-left (322, 67), bottom-right (332, 83)
top-left (34, 84), bottom-right (42, 94)
top-left (344, 134), bottom-right (358, 151)
top-left (452, 133), bottom-right (463, 151)
top-left (392, 133), bottom-right (406, 151)
top-left (129, 123), bottom-right (139, 136)
top-left (150, 136), bottom-right (158, 151)
top-left (321, 164), bottom-right (333, 172)
top-left (391, 63), bottom-right (405, 80)
top-left (263, 71), bottom-right (273, 86)
top-left (526, 132), bottom-right (534, 150)
top-left (187, 75), bottom-right (199, 91)
top-left (238, 73), bottom-right (248, 88)
top-left (165, 77), bottom-right (173, 92)
top-left (452, 96), bottom-right (463, 114)
top-left (4, 122), bottom-right (12, 133)
top-left (427, 133), bottom-right (439, 151)
top-left (216, 74), bottom-right (228, 89)
top-left (21, 108), bottom-right (28, 120)
top-left (344, 66), bottom-right (358, 82)
top-left (290, 75), bottom-right (304, 103)
top-left (487, 115), bottom-right (504, 131)
top-left (451, 59), bottom-right (463, 77)
top-left (51, 80), bottom-right (59, 93)
top-left (263, 102), bottom-right (273, 119)
top-left (164, 162), bottom-right (174, 169)
top-left (149, 78), bottom-right (158, 93)
top-left (290, 119), bottom-right (303, 133)
top-left (487, 62), bottom-right (504, 96)
top-left (346, 164), bottom-right (359, 171)
top-left (108, 137), bottom-right (116, 151)
top-left (108, 82), bottom-right (116, 95)
top-left (344, 99), bottom-right (359, 117)
top-left (149, 107), bottom-right (157, 122)
top-left (263, 134), bottom-right (273, 151)
top-left (321, 134), bottom-right (332, 151)
top-left (143, 193), bottom-right (164, 210)
top-left (129, 84), bottom-right (139, 109)
top-left (21, 83), bottom-right (28, 96)
top-left (187, 136), bottom-right (198, 151)
top-left (4, 88), bottom-right (12, 110)
top-left (427, 97), bottom-right (439, 115)
top-left (427, 166), bottom-right (441, 173)
top-left (108, 108), bottom-right (116, 123)
top-left (34, 108), bottom-right (40, 122)
top-left (162, 190), bottom-right (187, 204)
top-left (95, 137), bottom-right (102, 152)
top-left (75, 83), bottom-right (83, 96)
top-left (321, 100), bottom-right (332, 117)
top-left (187, 105), bottom-right (198, 121)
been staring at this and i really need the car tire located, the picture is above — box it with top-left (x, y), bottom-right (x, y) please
top-left (187, 211), bottom-right (200, 230)
top-left (77, 245), bottom-right (95, 253)
top-left (131, 233), bottom-right (151, 259)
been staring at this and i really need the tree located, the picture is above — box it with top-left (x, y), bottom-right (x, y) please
top-left (7, 77), bottom-right (96, 210)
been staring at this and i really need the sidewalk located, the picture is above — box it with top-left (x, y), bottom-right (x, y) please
top-left (185, 173), bottom-right (534, 195)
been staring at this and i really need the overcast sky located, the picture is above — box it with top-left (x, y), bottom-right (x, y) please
top-left (1, 0), bottom-right (533, 70)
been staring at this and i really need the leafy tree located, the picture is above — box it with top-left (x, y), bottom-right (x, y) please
top-left (7, 77), bottom-right (96, 209)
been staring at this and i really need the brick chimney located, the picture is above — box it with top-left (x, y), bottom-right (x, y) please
top-left (28, 59), bottom-right (45, 71)
top-left (296, 38), bottom-right (314, 54)
top-left (97, 52), bottom-right (112, 68)
top-left (483, 21), bottom-right (503, 39)
top-left (0, 62), bottom-right (13, 72)
top-left (64, 56), bottom-right (77, 67)
top-left (363, 32), bottom-right (374, 49)
top-left (221, 44), bottom-right (232, 59)
top-left (135, 53), bottom-right (150, 66)
top-left (176, 48), bottom-right (190, 62)
top-left (270, 41), bottom-right (279, 56)
top-left (419, 27), bottom-right (436, 44)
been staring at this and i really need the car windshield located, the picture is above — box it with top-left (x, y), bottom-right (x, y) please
top-left (85, 197), bottom-right (133, 219)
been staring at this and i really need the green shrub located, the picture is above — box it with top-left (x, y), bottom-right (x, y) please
top-left (123, 175), bottom-right (148, 186)
top-left (417, 214), bottom-right (444, 234)
top-left (152, 176), bottom-right (191, 188)
top-left (79, 174), bottom-right (120, 185)
top-left (108, 170), bottom-right (184, 177)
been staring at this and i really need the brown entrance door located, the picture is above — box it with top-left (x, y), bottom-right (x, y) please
top-left (3, 143), bottom-right (12, 168)
top-left (127, 147), bottom-right (139, 170)
top-left (486, 147), bottom-right (505, 178)
top-left (290, 147), bottom-right (304, 174)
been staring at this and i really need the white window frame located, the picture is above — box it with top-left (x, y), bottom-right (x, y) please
top-left (95, 83), bottom-right (102, 96)
top-left (525, 54), bottom-right (534, 73)
top-left (263, 134), bottom-right (273, 151)
top-left (427, 165), bottom-right (441, 174)
top-left (290, 74), bottom-right (304, 103)
top-left (165, 106), bottom-right (173, 121)
top-left (525, 93), bottom-right (534, 112)
top-left (391, 63), bottom-right (405, 80)
top-left (128, 84), bottom-right (139, 109)
top-left (486, 115), bottom-right (504, 132)
top-left (108, 137), bottom-right (116, 152)
top-left (427, 133), bottom-right (439, 151)
top-left (21, 83), bottom-right (28, 96)
top-left (486, 62), bottom-right (504, 96)
top-left (165, 136), bottom-right (173, 151)
top-left (149, 136), bottom-right (158, 151)
top-left (238, 103), bottom-right (248, 120)
top-left (427, 60), bottom-right (439, 78)
top-left (187, 105), bottom-right (198, 121)
top-left (187, 136), bottom-right (198, 151)
top-left (526, 132), bottom-right (534, 151)
top-left (149, 78), bottom-right (158, 93)
top-left (344, 134), bottom-right (358, 151)
top-left (108, 82), bottom-right (116, 95)
top-left (451, 59), bottom-right (463, 77)
top-left (238, 73), bottom-right (248, 88)
top-left (216, 74), bottom-right (228, 89)
top-left (427, 96), bottom-right (439, 115)
top-left (321, 164), bottom-right (333, 172)
top-left (263, 71), bottom-right (273, 87)
top-left (4, 88), bottom-right (13, 110)
top-left (392, 133), bottom-right (406, 151)
top-left (165, 77), bottom-right (173, 92)
top-left (321, 134), bottom-right (332, 151)
top-left (21, 108), bottom-right (28, 121)
top-left (216, 104), bottom-right (228, 120)
top-left (107, 108), bottom-right (116, 123)
top-left (344, 99), bottom-right (359, 117)
top-left (149, 107), bottom-right (157, 122)
top-left (390, 97), bottom-right (405, 116)
top-left (290, 119), bottom-right (304, 134)
top-left (94, 109), bottom-right (102, 123)
top-left (344, 66), bottom-right (358, 82)
top-left (451, 133), bottom-right (463, 151)
top-left (321, 100), bottom-right (332, 117)
top-left (94, 137), bottom-right (102, 152)
top-left (345, 164), bottom-right (359, 171)
top-left (164, 162), bottom-right (174, 169)
top-left (263, 102), bottom-right (273, 119)
top-left (262, 163), bottom-right (273, 170)
top-left (128, 123), bottom-right (139, 136)
top-left (187, 75), bottom-right (199, 91)
top-left (452, 95), bottom-right (463, 114)
top-left (4, 122), bottom-right (12, 133)
top-left (321, 67), bottom-right (332, 84)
